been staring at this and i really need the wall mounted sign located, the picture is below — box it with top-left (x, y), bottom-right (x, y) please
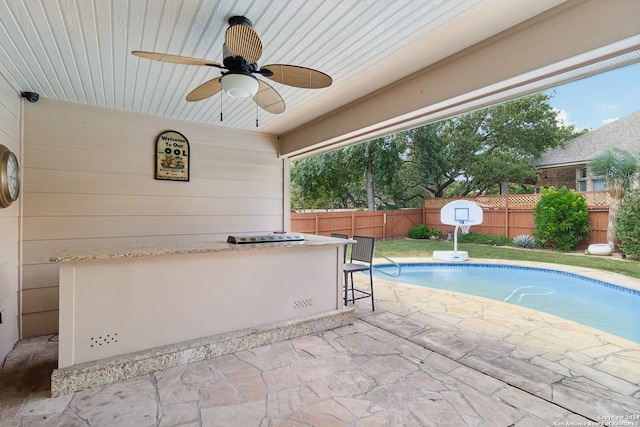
top-left (155, 131), bottom-right (190, 181)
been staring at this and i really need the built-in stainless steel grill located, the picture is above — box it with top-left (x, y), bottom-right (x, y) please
top-left (227, 233), bottom-right (305, 244)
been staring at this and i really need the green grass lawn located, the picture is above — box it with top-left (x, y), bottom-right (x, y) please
top-left (374, 239), bottom-right (640, 280)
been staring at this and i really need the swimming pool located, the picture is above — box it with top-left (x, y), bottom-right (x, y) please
top-left (372, 263), bottom-right (640, 343)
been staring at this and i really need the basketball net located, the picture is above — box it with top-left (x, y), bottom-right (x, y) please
top-left (460, 224), bottom-right (470, 234)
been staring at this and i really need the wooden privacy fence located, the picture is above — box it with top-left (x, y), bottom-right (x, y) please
top-left (422, 192), bottom-right (610, 246)
top-left (290, 191), bottom-right (610, 246)
top-left (290, 208), bottom-right (423, 240)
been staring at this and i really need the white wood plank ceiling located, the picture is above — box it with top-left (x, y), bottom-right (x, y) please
top-left (0, 0), bottom-right (635, 137)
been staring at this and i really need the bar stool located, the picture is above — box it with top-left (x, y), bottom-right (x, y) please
top-left (342, 235), bottom-right (375, 311)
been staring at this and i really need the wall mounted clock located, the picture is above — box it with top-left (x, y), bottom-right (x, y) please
top-left (0, 144), bottom-right (20, 208)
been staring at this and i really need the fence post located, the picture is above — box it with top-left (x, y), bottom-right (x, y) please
top-left (505, 195), bottom-right (509, 237)
top-left (383, 212), bottom-right (387, 241)
top-left (351, 212), bottom-right (355, 237)
top-left (315, 213), bottom-right (319, 235)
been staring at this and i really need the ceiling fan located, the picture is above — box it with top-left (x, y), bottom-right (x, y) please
top-left (132, 16), bottom-right (332, 114)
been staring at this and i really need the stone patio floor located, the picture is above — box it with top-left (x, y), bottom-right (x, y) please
top-left (1, 258), bottom-right (639, 426)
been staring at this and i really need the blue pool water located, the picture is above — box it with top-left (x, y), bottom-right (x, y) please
top-left (372, 263), bottom-right (640, 343)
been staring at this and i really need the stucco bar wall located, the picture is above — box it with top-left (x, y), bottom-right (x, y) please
top-left (22, 99), bottom-right (285, 338)
top-left (50, 235), bottom-right (351, 395)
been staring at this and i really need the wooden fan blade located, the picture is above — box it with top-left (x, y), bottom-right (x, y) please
top-left (225, 23), bottom-right (263, 64)
top-left (253, 80), bottom-right (285, 114)
top-left (262, 64), bottom-right (332, 88)
top-left (132, 51), bottom-right (221, 68)
top-left (186, 78), bottom-right (222, 101)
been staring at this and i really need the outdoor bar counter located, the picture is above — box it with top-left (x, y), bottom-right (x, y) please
top-left (49, 234), bottom-right (353, 396)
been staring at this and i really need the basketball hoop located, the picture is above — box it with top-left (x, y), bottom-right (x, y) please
top-left (435, 200), bottom-right (483, 262)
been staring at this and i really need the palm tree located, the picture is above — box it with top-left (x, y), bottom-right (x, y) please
top-left (588, 147), bottom-right (640, 249)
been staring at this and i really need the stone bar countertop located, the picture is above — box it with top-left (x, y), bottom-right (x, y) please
top-left (50, 233), bottom-right (352, 263)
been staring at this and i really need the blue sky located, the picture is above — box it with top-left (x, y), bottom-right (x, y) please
top-left (545, 61), bottom-right (640, 131)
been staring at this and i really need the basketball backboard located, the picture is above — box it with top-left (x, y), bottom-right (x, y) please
top-left (440, 200), bottom-right (483, 226)
top-left (434, 200), bottom-right (484, 262)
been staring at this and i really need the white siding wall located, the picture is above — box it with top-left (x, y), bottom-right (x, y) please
top-left (22, 99), bottom-right (283, 338)
top-left (0, 75), bottom-right (20, 361)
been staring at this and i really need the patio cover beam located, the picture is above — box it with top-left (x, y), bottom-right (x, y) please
top-left (279, 0), bottom-right (640, 159)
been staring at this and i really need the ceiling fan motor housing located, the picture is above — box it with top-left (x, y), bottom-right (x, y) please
top-left (223, 54), bottom-right (254, 74)
top-left (228, 16), bottom-right (253, 27)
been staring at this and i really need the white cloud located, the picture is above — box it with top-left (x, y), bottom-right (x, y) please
top-left (602, 117), bottom-right (619, 126)
top-left (554, 108), bottom-right (571, 126)
top-left (597, 103), bottom-right (618, 111)
top-left (553, 108), bottom-right (586, 129)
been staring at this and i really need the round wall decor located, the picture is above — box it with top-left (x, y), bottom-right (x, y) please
top-left (0, 144), bottom-right (20, 208)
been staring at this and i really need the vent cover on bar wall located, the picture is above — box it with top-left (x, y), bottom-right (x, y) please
top-left (227, 233), bottom-right (305, 244)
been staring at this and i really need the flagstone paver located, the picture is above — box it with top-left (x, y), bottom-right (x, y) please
top-left (366, 262), bottom-right (640, 421)
top-left (1, 258), bottom-right (640, 426)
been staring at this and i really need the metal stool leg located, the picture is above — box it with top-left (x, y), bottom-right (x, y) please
top-left (350, 272), bottom-right (356, 303)
top-left (343, 270), bottom-right (349, 305)
top-left (369, 269), bottom-right (374, 311)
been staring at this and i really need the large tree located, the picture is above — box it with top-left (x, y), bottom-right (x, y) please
top-left (401, 93), bottom-right (581, 197)
top-left (401, 124), bottom-right (453, 198)
top-left (588, 147), bottom-right (640, 249)
top-left (291, 93), bottom-right (581, 209)
top-left (291, 136), bottom-right (405, 210)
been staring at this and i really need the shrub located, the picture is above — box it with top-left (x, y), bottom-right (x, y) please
top-left (617, 190), bottom-right (640, 258)
top-left (492, 235), bottom-right (512, 246)
top-left (512, 234), bottom-right (537, 249)
top-left (409, 224), bottom-right (442, 240)
top-left (457, 231), bottom-right (510, 246)
top-left (456, 230), bottom-right (488, 244)
top-left (532, 187), bottom-right (590, 251)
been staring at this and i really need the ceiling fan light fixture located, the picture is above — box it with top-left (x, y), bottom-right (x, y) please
top-left (221, 74), bottom-right (259, 99)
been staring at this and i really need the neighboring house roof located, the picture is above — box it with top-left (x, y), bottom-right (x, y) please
top-left (533, 109), bottom-right (640, 167)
